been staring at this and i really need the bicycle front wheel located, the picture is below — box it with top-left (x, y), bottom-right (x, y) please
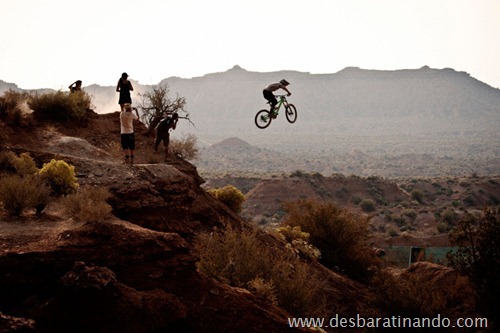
top-left (255, 109), bottom-right (272, 129)
top-left (285, 104), bottom-right (297, 123)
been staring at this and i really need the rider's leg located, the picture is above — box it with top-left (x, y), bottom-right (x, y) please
top-left (154, 133), bottom-right (161, 152)
top-left (263, 90), bottom-right (277, 111)
top-left (163, 133), bottom-right (170, 161)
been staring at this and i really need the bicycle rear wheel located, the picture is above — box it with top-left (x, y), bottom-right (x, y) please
top-left (285, 104), bottom-right (297, 123)
top-left (255, 109), bottom-right (272, 129)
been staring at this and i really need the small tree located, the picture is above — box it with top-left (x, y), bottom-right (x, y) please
top-left (448, 207), bottom-right (500, 327)
top-left (138, 83), bottom-right (189, 135)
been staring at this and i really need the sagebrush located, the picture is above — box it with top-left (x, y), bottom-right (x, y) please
top-left (0, 174), bottom-right (50, 216)
top-left (283, 199), bottom-right (379, 281)
top-left (196, 225), bottom-right (329, 317)
top-left (62, 186), bottom-right (112, 222)
top-left (28, 90), bottom-right (91, 122)
top-left (170, 134), bottom-right (198, 160)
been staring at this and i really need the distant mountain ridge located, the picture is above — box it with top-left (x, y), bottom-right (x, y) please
top-left (2, 65), bottom-right (500, 147)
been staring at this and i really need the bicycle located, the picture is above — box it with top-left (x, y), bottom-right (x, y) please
top-left (254, 95), bottom-right (297, 129)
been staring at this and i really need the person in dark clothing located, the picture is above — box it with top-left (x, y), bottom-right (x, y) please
top-left (154, 113), bottom-right (179, 160)
top-left (68, 80), bottom-right (82, 93)
top-left (262, 79), bottom-right (291, 115)
top-left (116, 72), bottom-right (134, 111)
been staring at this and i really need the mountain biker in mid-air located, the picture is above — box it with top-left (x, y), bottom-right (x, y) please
top-left (263, 79), bottom-right (291, 117)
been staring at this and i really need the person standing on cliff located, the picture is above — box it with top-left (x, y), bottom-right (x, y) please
top-left (154, 112), bottom-right (179, 161)
top-left (120, 104), bottom-right (140, 164)
top-left (116, 72), bottom-right (134, 111)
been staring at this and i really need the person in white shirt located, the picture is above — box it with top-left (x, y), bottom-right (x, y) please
top-left (120, 103), bottom-right (140, 164)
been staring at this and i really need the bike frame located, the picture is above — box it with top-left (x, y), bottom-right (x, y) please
top-left (271, 95), bottom-right (289, 114)
top-left (255, 94), bottom-right (296, 128)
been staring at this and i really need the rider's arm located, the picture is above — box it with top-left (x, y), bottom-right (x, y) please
top-left (282, 87), bottom-right (291, 96)
top-left (116, 79), bottom-right (121, 92)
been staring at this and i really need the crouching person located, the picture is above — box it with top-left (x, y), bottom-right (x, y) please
top-left (154, 113), bottom-right (179, 161)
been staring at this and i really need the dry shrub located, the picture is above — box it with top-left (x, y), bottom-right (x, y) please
top-left (13, 152), bottom-right (38, 176)
top-left (0, 90), bottom-right (27, 126)
top-left (62, 186), bottom-right (112, 222)
top-left (28, 90), bottom-right (91, 122)
top-left (247, 277), bottom-right (278, 306)
top-left (196, 225), bottom-right (329, 316)
top-left (105, 141), bottom-right (124, 159)
top-left (170, 133), bottom-right (198, 160)
top-left (283, 199), bottom-right (379, 282)
top-left (371, 268), bottom-right (477, 325)
top-left (274, 225), bottom-right (321, 260)
top-left (145, 148), bottom-right (162, 164)
top-left (0, 151), bottom-right (38, 176)
top-left (0, 174), bottom-right (50, 216)
top-left (0, 151), bottom-right (18, 173)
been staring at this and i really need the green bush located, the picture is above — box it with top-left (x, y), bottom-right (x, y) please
top-left (208, 185), bottom-right (245, 213)
top-left (39, 159), bottom-right (78, 195)
top-left (411, 190), bottom-right (424, 204)
top-left (359, 198), bottom-right (376, 212)
top-left (283, 199), bottom-right (379, 281)
top-left (62, 186), bottom-right (112, 222)
top-left (0, 174), bottom-right (50, 216)
top-left (351, 195), bottom-right (362, 205)
top-left (441, 207), bottom-right (458, 224)
top-left (28, 90), bottom-right (91, 122)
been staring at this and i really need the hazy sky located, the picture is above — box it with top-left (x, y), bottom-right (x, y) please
top-left (1, 0), bottom-right (499, 90)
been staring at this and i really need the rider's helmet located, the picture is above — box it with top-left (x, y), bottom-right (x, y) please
top-left (280, 79), bottom-right (290, 86)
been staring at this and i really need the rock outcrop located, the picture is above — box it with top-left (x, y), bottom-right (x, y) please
top-left (0, 113), bottom-right (315, 332)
